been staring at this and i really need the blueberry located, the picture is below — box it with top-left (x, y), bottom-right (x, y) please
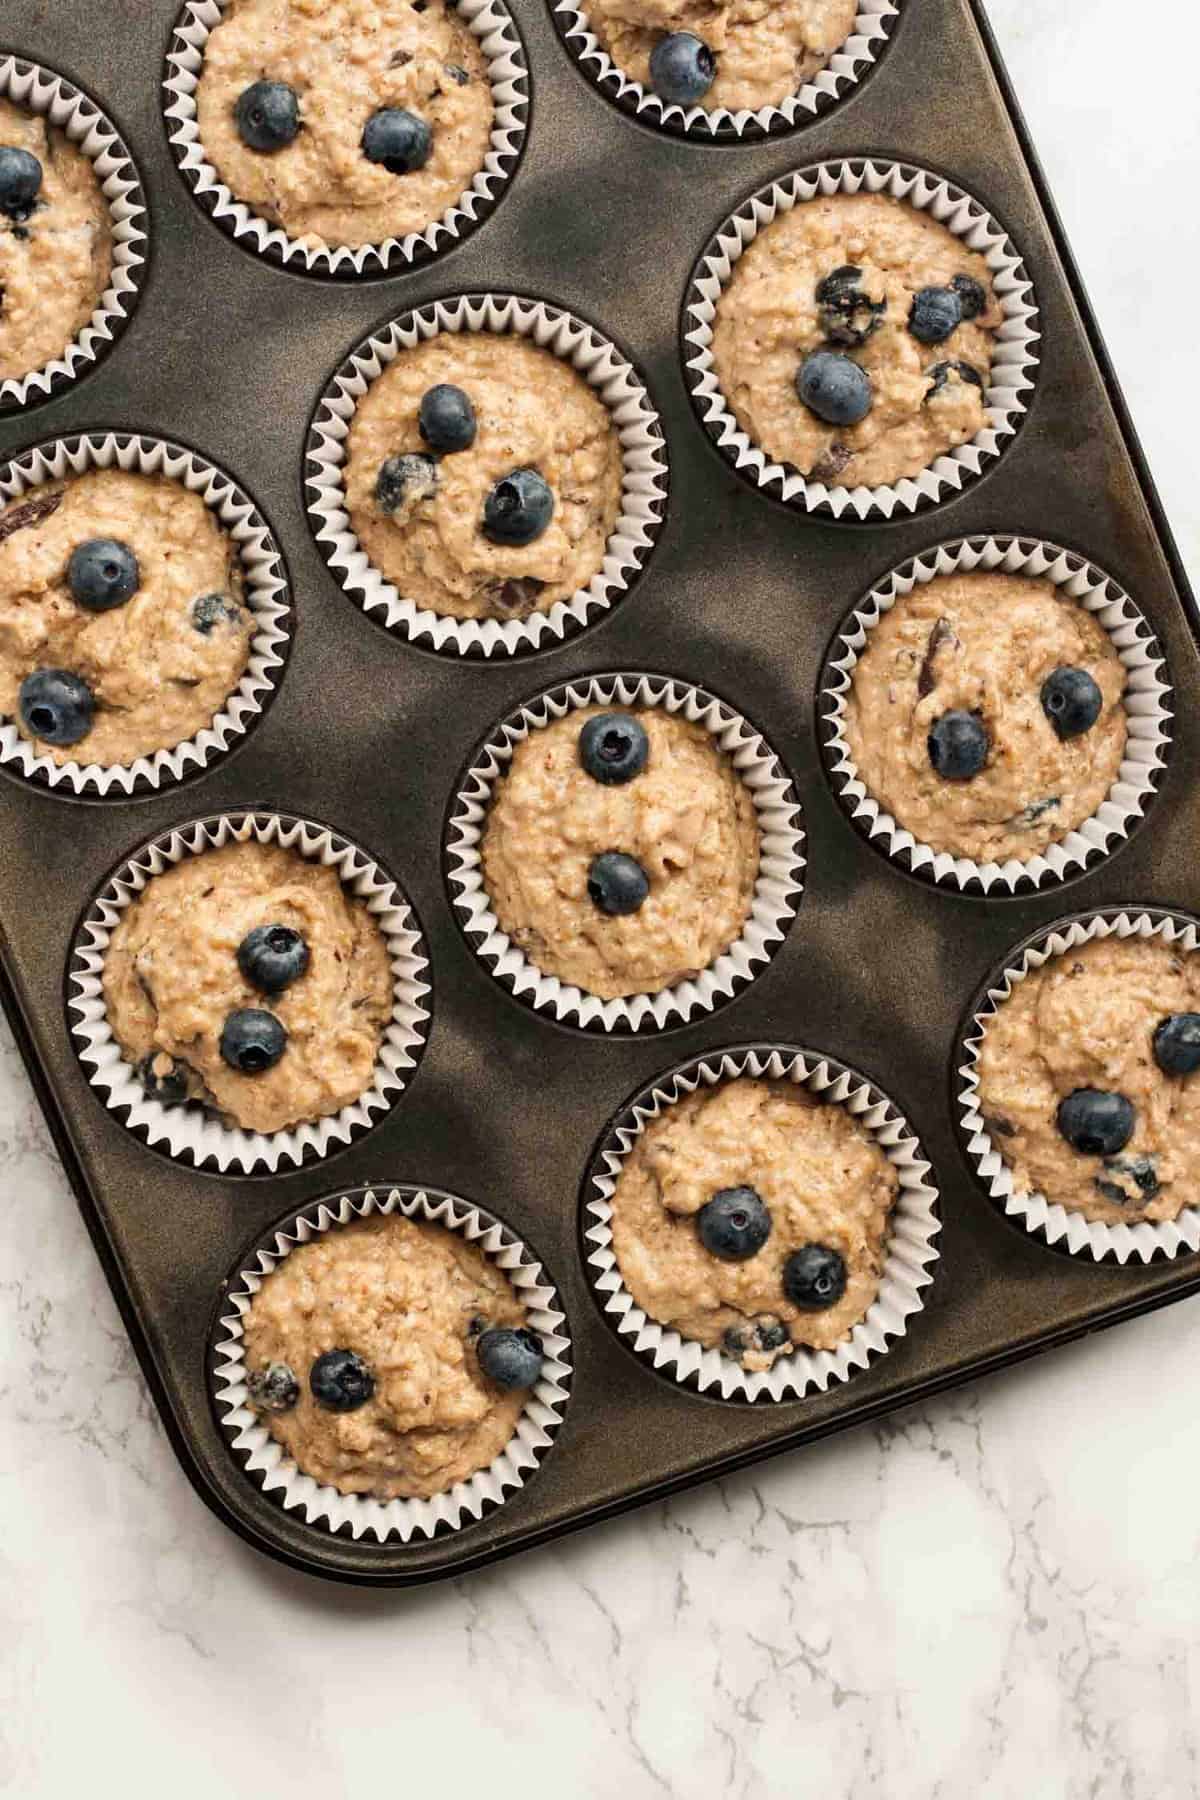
top-left (928, 710), bottom-right (989, 781)
top-left (1095, 1153), bottom-right (1159, 1206)
top-left (1056, 1088), bottom-right (1136, 1156)
top-left (67, 538), bottom-right (140, 612)
top-left (418, 383), bottom-right (477, 453)
top-left (237, 923), bottom-right (310, 995)
top-left (587, 851), bottom-right (650, 916)
top-left (909, 286), bottom-right (963, 345)
top-left (1040, 666), bottom-right (1103, 740)
top-left (247, 1362), bottom-right (300, 1413)
top-left (476, 1326), bottom-right (544, 1390)
top-left (362, 107), bottom-right (432, 175)
top-left (648, 32), bottom-right (716, 106)
top-left (926, 360), bottom-right (983, 398)
top-left (1153, 1013), bottom-right (1200, 1077)
top-left (722, 1325), bottom-right (749, 1358)
top-left (951, 273), bottom-right (987, 320)
top-left (796, 351), bottom-right (873, 427)
top-left (309, 1348), bottom-right (374, 1412)
top-left (234, 81), bottom-right (301, 152)
top-left (375, 452), bottom-right (439, 516)
top-left (445, 63), bottom-right (470, 85)
top-left (18, 668), bottom-right (94, 747)
top-left (696, 1186), bottom-right (772, 1261)
top-left (136, 1053), bottom-right (190, 1107)
top-left (815, 264), bottom-right (886, 348)
top-left (756, 1318), bottom-right (790, 1353)
top-left (219, 1008), bottom-right (287, 1074)
top-left (578, 713), bottom-right (649, 786)
top-left (0, 146), bottom-right (42, 221)
top-left (191, 592), bottom-right (243, 635)
top-left (482, 468), bottom-right (554, 546)
top-left (782, 1244), bottom-right (848, 1311)
top-left (466, 1313), bottom-right (487, 1339)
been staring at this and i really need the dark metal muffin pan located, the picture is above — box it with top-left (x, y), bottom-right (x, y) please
top-left (1, 0), bottom-right (1197, 1586)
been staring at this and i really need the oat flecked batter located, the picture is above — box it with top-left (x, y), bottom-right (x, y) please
top-left (482, 707), bottom-right (760, 1000)
top-left (0, 99), bottom-right (113, 386)
top-left (345, 333), bottom-right (624, 621)
top-left (611, 1079), bottom-right (899, 1367)
top-left (841, 572), bottom-right (1127, 863)
top-left (243, 1214), bottom-right (532, 1499)
top-left (196, 0), bottom-right (494, 249)
top-left (712, 192), bottom-right (1001, 488)
top-left (0, 470), bottom-right (253, 767)
top-left (975, 937), bottom-right (1200, 1225)
top-left (587, 0), bottom-right (858, 112)
top-left (103, 842), bottom-right (393, 1135)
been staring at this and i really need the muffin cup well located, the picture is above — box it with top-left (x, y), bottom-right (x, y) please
top-left (957, 909), bottom-right (1200, 1265)
top-left (683, 158), bottom-right (1039, 521)
top-left (68, 811), bottom-right (431, 1176)
top-left (551, 0), bottom-right (899, 142)
top-left (306, 293), bottom-right (668, 659)
top-left (163, 0), bottom-right (529, 278)
top-left (0, 56), bottom-right (147, 413)
top-left (0, 433), bottom-right (292, 799)
top-left (446, 672), bottom-right (804, 1031)
top-left (212, 1184), bottom-right (571, 1543)
top-left (583, 1044), bottom-right (940, 1401)
top-left (819, 535), bottom-right (1172, 894)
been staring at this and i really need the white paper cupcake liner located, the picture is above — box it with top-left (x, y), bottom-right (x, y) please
top-left (68, 811), bottom-right (431, 1176)
top-left (0, 55), bottom-right (147, 412)
top-left (0, 433), bottom-right (292, 799)
top-left (820, 535), bottom-right (1172, 893)
top-left (551, 0), bottom-right (899, 140)
top-left (212, 1183), bottom-right (571, 1543)
top-left (306, 293), bottom-right (668, 659)
top-left (447, 671), bottom-right (804, 1031)
top-left (958, 909), bottom-right (1200, 1266)
top-left (683, 158), bottom-right (1040, 520)
top-left (164, 0), bottom-right (529, 277)
top-left (584, 1044), bottom-right (940, 1401)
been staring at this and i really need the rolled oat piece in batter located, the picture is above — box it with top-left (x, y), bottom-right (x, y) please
top-left (345, 333), bottom-right (624, 622)
top-left (103, 840), bottom-right (393, 1135)
top-left (195, 0), bottom-right (494, 250)
top-left (0, 97), bottom-right (113, 387)
top-left (712, 191), bottom-right (1002, 490)
top-left (610, 1077), bottom-right (899, 1368)
top-left (975, 935), bottom-right (1200, 1226)
top-left (242, 1213), bottom-right (542, 1500)
top-left (840, 571), bottom-right (1128, 864)
top-left (0, 469), bottom-right (253, 767)
top-left (481, 705), bottom-right (760, 1000)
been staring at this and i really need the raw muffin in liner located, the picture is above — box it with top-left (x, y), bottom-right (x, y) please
top-left (306, 293), bottom-right (668, 658)
top-left (68, 810), bottom-right (431, 1176)
top-left (820, 535), bottom-right (1172, 893)
top-left (0, 55), bottom-right (147, 413)
top-left (0, 433), bottom-right (292, 798)
top-left (958, 909), bottom-right (1200, 1266)
top-left (163, 0), bottom-right (529, 277)
top-left (212, 1184), bottom-right (571, 1543)
top-left (446, 672), bottom-right (804, 1031)
top-left (683, 159), bottom-right (1039, 520)
top-left (550, 0), bottom-right (899, 140)
top-left (584, 1045), bottom-right (940, 1401)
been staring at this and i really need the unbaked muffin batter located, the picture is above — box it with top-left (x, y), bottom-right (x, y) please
top-left (345, 333), bottom-right (624, 621)
top-left (196, 0), bottom-right (494, 249)
top-left (712, 192), bottom-right (1001, 488)
top-left (841, 572), bottom-right (1127, 863)
top-left (587, 0), bottom-right (858, 113)
top-left (975, 937), bottom-right (1200, 1225)
top-left (0, 98), bottom-right (112, 387)
top-left (610, 1078), bottom-right (898, 1368)
top-left (482, 706), bottom-right (760, 1000)
top-left (0, 470), bottom-right (252, 767)
top-left (243, 1214), bottom-right (532, 1500)
top-left (104, 841), bottom-right (393, 1135)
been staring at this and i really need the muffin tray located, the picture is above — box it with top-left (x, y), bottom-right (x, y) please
top-left (1, 0), bottom-right (1198, 1585)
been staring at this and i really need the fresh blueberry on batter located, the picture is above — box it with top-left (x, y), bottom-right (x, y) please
top-left (782, 1244), bottom-right (848, 1311)
top-left (815, 265), bottom-right (886, 349)
top-left (362, 107), bottom-right (432, 175)
top-left (247, 1361), bottom-right (300, 1413)
top-left (0, 146), bottom-right (42, 221)
top-left (587, 851), bottom-right (650, 917)
top-left (237, 924), bottom-right (310, 995)
top-left (482, 468), bottom-right (554, 545)
top-left (696, 1186), bottom-right (772, 1261)
top-left (309, 1348), bottom-right (375, 1412)
top-left (18, 668), bottom-right (94, 747)
top-left (796, 351), bottom-right (873, 428)
top-left (375, 452), bottom-right (439, 516)
top-left (476, 1326), bottom-right (544, 1390)
top-left (219, 1008), bottom-right (288, 1074)
top-left (68, 538), bottom-right (140, 612)
top-left (418, 382), bottom-right (477, 453)
top-left (1056, 1088), bottom-right (1136, 1157)
top-left (234, 81), bottom-right (301, 153)
top-left (908, 286), bottom-right (963, 345)
top-left (927, 710), bottom-right (989, 781)
top-left (578, 713), bottom-right (649, 787)
top-left (1153, 1012), bottom-right (1200, 1077)
top-left (648, 32), bottom-right (716, 107)
top-left (1040, 667), bottom-right (1103, 740)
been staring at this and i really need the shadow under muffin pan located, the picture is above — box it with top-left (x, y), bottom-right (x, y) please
top-left (2, 0), bottom-right (1200, 1585)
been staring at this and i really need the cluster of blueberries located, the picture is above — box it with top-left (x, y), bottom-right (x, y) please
top-left (248, 1317), bottom-right (545, 1416)
top-left (697, 1184), bottom-right (847, 1362)
top-left (232, 76), bottom-right (457, 177)
top-left (927, 665), bottom-right (1105, 784)
top-left (1053, 1012), bottom-right (1200, 1176)
top-left (0, 142), bottom-right (43, 225)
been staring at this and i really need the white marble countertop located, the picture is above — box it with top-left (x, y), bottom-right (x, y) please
top-left (2, 3), bottom-right (1197, 1793)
